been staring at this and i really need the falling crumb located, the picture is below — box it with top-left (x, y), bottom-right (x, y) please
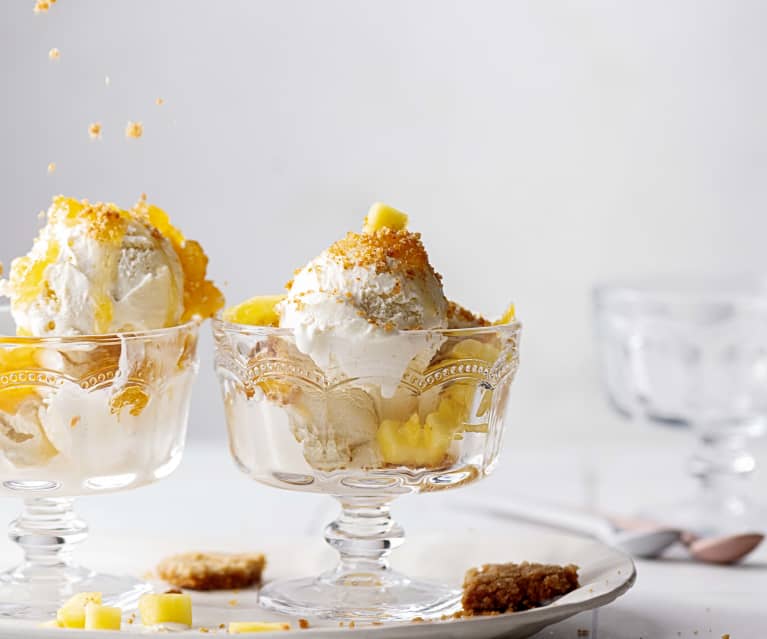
top-left (348, 621), bottom-right (355, 629)
top-left (88, 122), bottom-right (102, 140)
top-left (69, 416), bottom-right (80, 428)
top-left (48, 48), bottom-right (60, 60)
top-left (156, 97), bottom-right (165, 106)
top-left (298, 619), bottom-right (309, 629)
top-left (227, 599), bottom-right (238, 607)
top-left (47, 162), bottom-right (56, 174)
top-left (218, 624), bottom-right (225, 629)
top-left (33, 0), bottom-right (53, 13)
top-left (125, 121), bottom-right (143, 139)
top-left (127, 618), bottom-right (133, 624)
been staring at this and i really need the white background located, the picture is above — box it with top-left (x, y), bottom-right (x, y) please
top-left (2, 0), bottom-right (767, 456)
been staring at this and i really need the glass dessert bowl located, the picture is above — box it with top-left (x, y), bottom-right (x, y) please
top-left (213, 202), bottom-right (521, 621)
top-left (0, 194), bottom-right (223, 618)
top-left (0, 307), bottom-right (200, 618)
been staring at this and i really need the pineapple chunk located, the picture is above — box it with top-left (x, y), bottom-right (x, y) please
top-left (494, 303), bottom-right (516, 325)
top-left (450, 338), bottom-right (500, 363)
top-left (223, 295), bottom-right (286, 327)
top-left (377, 399), bottom-right (462, 467)
top-left (138, 592), bottom-right (192, 628)
top-left (84, 602), bottom-right (122, 630)
top-left (56, 592), bottom-right (102, 628)
top-left (363, 202), bottom-right (408, 233)
top-left (228, 621), bottom-right (291, 633)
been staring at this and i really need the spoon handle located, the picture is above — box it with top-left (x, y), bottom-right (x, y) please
top-left (473, 495), bottom-right (616, 541)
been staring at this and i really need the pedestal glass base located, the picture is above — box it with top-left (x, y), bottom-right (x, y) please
top-left (259, 570), bottom-right (460, 622)
top-left (0, 564), bottom-right (149, 619)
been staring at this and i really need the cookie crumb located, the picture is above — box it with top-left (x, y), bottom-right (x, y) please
top-left (164, 588), bottom-right (183, 594)
top-left (47, 162), bottom-right (56, 174)
top-left (462, 562), bottom-right (579, 615)
top-left (34, 0), bottom-right (53, 13)
top-left (298, 619), bottom-right (309, 629)
top-left (125, 121), bottom-right (143, 139)
top-left (199, 628), bottom-right (209, 634)
top-left (348, 621), bottom-right (355, 628)
top-left (89, 122), bottom-right (102, 140)
top-left (411, 617), bottom-right (424, 623)
top-left (157, 551), bottom-right (265, 590)
top-left (156, 97), bottom-right (165, 106)
top-left (48, 48), bottom-right (60, 60)
top-left (228, 599), bottom-right (238, 607)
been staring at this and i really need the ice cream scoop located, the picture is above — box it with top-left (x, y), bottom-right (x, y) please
top-left (0, 196), bottom-right (223, 336)
top-left (277, 203), bottom-right (448, 390)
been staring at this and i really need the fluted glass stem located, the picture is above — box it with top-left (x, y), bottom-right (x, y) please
top-left (323, 498), bottom-right (405, 585)
top-left (7, 498), bottom-right (90, 583)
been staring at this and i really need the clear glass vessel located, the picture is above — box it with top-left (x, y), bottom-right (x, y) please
top-left (0, 307), bottom-right (199, 618)
top-left (213, 318), bottom-right (521, 622)
top-left (594, 278), bottom-right (767, 534)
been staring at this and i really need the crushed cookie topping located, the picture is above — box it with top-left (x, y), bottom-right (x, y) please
top-left (327, 228), bottom-right (438, 279)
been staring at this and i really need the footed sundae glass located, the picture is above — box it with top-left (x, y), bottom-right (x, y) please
top-left (213, 317), bottom-right (521, 622)
top-left (0, 307), bottom-right (199, 618)
top-left (594, 278), bottom-right (767, 534)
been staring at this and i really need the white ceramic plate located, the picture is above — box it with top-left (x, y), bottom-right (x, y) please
top-left (1, 531), bottom-right (635, 639)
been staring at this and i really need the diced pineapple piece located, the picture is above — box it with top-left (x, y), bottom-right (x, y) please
top-left (56, 592), bottom-right (102, 629)
top-left (228, 621), bottom-right (291, 633)
top-left (363, 202), bottom-right (408, 233)
top-left (138, 592), bottom-right (192, 628)
top-left (84, 602), bottom-right (122, 630)
top-left (494, 303), bottom-right (516, 325)
top-left (377, 400), bottom-right (461, 467)
top-left (223, 295), bottom-right (286, 327)
top-left (450, 338), bottom-right (500, 363)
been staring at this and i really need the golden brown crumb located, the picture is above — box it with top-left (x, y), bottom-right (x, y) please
top-left (462, 562), bottom-right (579, 614)
top-left (47, 162), bottom-right (56, 174)
top-left (33, 0), bottom-right (53, 13)
top-left (125, 121), bottom-right (143, 139)
top-left (88, 122), bottom-right (102, 140)
top-left (348, 621), bottom-right (355, 628)
top-left (327, 228), bottom-right (437, 279)
top-left (48, 48), bottom-right (60, 60)
top-left (69, 416), bottom-right (80, 428)
top-left (228, 599), bottom-right (238, 607)
top-left (218, 623), bottom-right (225, 629)
top-left (156, 97), bottom-right (165, 106)
top-left (199, 628), bottom-right (209, 634)
top-left (722, 635), bottom-right (730, 639)
top-left (298, 619), bottom-right (309, 629)
top-left (157, 551), bottom-right (266, 591)
top-left (164, 588), bottom-right (183, 594)
top-left (371, 621), bottom-right (384, 626)
top-left (411, 617), bottom-right (424, 623)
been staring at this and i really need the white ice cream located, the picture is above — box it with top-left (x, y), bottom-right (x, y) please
top-left (279, 227), bottom-right (448, 396)
top-left (0, 197), bottom-right (184, 336)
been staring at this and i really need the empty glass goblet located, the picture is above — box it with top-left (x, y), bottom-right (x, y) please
top-left (594, 278), bottom-right (767, 534)
top-left (0, 307), bottom-right (199, 618)
top-left (213, 318), bottom-right (521, 622)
